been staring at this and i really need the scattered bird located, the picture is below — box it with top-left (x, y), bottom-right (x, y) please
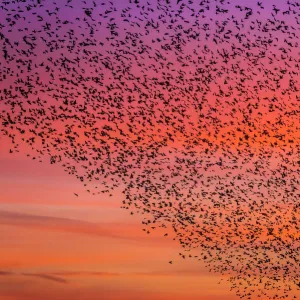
top-left (0, 1), bottom-right (299, 299)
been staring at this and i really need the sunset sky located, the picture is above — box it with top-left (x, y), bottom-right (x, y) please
top-left (0, 135), bottom-right (238, 300)
top-left (0, 0), bottom-right (299, 299)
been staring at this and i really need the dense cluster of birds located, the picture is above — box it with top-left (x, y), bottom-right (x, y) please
top-left (0, 0), bottom-right (299, 299)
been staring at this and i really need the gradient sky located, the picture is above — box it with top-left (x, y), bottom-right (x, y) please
top-left (1, 0), bottom-right (299, 299)
top-left (0, 134), bottom-right (241, 300)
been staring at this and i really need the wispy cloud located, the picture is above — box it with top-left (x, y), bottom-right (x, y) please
top-left (53, 271), bottom-right (122, 277)
top-left (0, 271), bottom-right (13, 276)
top-left (52, 269), bottom-right (213, 278)
top-left (0, 271), bottom-right (67, 284)
top-left (0, 269), bottom-right (213, 285)
top-left (21, 273), bottom-right (68, 284)
top-left (0, 210), bottom-right (144, 241)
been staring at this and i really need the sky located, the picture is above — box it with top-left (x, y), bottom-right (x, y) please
top-left (0, 135), bottom-right (238, 300)
top-left (0, 0), bottom-right (299, 299)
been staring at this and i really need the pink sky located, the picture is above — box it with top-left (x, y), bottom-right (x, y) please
top-left (0, 135), bottom-right (241, 300)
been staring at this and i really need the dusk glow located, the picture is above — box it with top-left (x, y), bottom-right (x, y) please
top-left (0, 1), bottom-right (299, 299)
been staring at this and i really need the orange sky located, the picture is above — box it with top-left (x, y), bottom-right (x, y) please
top-left (1, 133), bottom-right (300, 300)
top-left (0, 135), bottom-right (243, 300)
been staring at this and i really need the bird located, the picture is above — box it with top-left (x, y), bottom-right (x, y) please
top-left (0, 1), bottom-right (299, 299)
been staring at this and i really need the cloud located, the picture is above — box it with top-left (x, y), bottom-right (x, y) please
top-left (0, 271), bottom-right (67, 284)
top-left (52, 270), bottom-right (213, 278)
top-left (0, 271), bottom-right (13, 276)
top-left (53, 271), bottom-right (122, 277)
top-left (0, 268), bottom-right (218, 289)
top-left (0, 210), bottom-right (142, 240)
top-left (21, 273), bottom-right (68, 284)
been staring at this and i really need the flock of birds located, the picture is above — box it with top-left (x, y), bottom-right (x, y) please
top-left (0, 0), bottom-right (299, 299)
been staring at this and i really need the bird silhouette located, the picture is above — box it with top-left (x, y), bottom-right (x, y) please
top-left (0, 1), bottom-right (299, 299)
